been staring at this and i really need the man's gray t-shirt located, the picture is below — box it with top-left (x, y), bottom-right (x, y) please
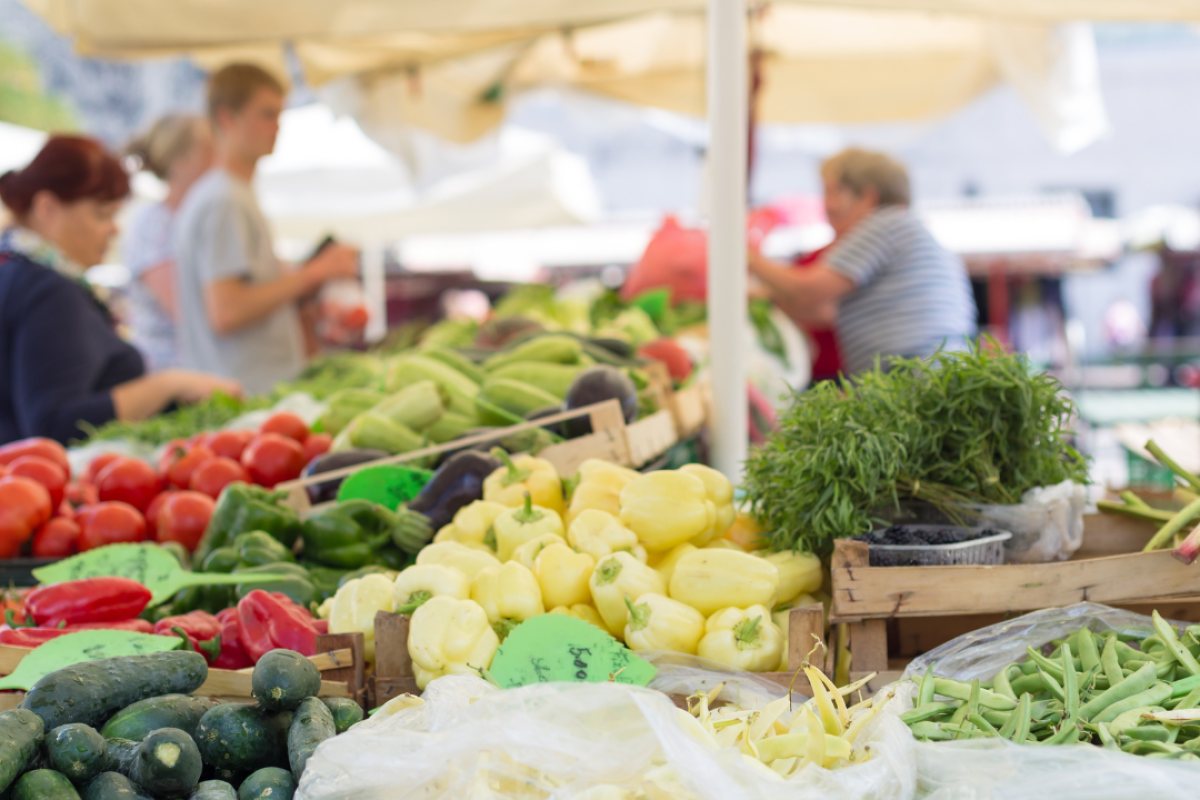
top-left (825, 207), bottom-right (977, 375)
top-left (173, 169), bottom-right (304, 394)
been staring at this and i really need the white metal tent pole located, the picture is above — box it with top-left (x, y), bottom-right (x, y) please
top-left (707, 0), bottom-right (749, 482)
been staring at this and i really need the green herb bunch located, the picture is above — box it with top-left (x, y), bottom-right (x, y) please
top-left (744, 339), bottom-right (1088, 557)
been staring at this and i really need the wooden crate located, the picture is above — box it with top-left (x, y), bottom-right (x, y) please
top-left (366, 603), bottom-right (888, 706)
top-left (0, 632), bottom-right (367, 711)
top-left (670, 379), bottom-right (710, 439)
top-left (276, 399), bottom-right (678, 513)
top-left (830, 513), bottom-right (1200, 668)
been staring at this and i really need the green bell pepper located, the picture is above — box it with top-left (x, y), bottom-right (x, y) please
top-left (233, 530), bottom-right (296, 568)
top-left (301, 499), bottom-right (409, 569)
top-left (234, 562), bottom-right (316, 609)
top-left (306, 565), bottom-right (348, 602)
top-left (194, 482), bottom-right (303, 561)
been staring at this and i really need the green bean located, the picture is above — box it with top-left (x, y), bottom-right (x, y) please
top-left (932, 678), bottom-right (1018, 710)
top-left (918, 663), bottom-right (936, 707)
top-left (1062, 643), bottom-right (1080, 719)
top-left (1042, 718), bottom-right (1081, 745)
top-left (1175, 685), bottom-right (1200, 711)
top-left (1171, 674), bottom-right (1200, 699)
top-left (1010, 673), bottom-right (1047, 696)
top-left (1122, 740), bottom-right (1183, 755)
top-left (1078, 629), bottom-right (1102, 674)
top-left (1079, 662), bottom-right (1159, 721)
top-left (1039, 668), bottom-right (1067, 703)
top-left (900, 702), bottom-right (957, 724)
top-left (1017, 660), bottom-right (1039, 676)
top-left (1026, 647), bottom-right (1065, 680)
top-left (968, 713), bottom-right (1001, 737)
top-left (1124, 725), bottom-right (1171, 742)
top-left (993, 665), bottom-right (1018, 701)
top-left (1101, 636), bottom-right (1124, 687)
top-left (1010, 693), bottom-right (1033, 743)
top-left (910, 722), bottom-right (990, 741)
top-left (1095, 720), bottom-right (1119, 749)
top-left (1112, 638), bottom-right (1147, 666)
top-left (998, 704), bottom-right (1020, 739)
top-left (1110, 706), bottom-right (1167, 735)
top-left (1153, 611), bottom-right (1200, 676)
top-left (1096, 683), bottom-right (1174, 724)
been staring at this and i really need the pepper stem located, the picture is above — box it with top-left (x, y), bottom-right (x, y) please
top-left (625, 595), bottom-right (650, 632)
top-left (595, 557), bottom-right (622, 586)
top-left (512, 492), bottom-right (545, 525)
top-left (493, 618), bottom-right (521, 642)
top-left (492, 448), bottom-right (531, 487)
top-left (734, 615), bottom-right (763, 651)
top-left (397, 590), bottom-right (433, 616)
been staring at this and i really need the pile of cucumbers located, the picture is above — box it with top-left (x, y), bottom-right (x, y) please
top-left (1, 648), bottom-right (362, 800)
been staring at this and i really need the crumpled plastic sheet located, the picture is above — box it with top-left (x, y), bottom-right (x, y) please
top-left (968, 479), bottom-right (1088, 563)
top-left (297, 660), bottom-right (917, 800)
top-left (900, 603), bottom-right (1200, 799)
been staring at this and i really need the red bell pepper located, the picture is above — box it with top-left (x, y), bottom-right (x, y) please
top-left (237, 589), bottom-right (318, 663)
top-left (154, 610), bottom-right (222, 664)
top-left (67, 619), bottom-right (154, 633)
top-left (24, 577), bottom-right (152, 627)
top-left (212, 608), bottom-right (253, 670)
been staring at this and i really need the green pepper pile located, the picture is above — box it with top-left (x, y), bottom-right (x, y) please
top-left (905, 610), bottom-right (1200, 758)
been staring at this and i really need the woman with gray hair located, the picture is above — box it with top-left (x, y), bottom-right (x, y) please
top-left (748, 148), bottom-right (976, 376)
top-left (122, 115), bottom-right (213, 370)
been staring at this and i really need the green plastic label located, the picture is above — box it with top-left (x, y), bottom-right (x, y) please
top-left (0, 630), bottom-right (182, 690)
top-left (336, 464), bottom-right (433, 510)
top-left (487, 615), bottom-right (657, 689)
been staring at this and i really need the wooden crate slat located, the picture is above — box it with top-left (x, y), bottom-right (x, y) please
top-left (195, 668), bottom-right (352, 699)
top-left (626, 410), bottom-right (678, 466)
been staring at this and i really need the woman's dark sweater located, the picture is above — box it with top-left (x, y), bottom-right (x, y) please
top-left (0, 253), bottom-right (144, 444)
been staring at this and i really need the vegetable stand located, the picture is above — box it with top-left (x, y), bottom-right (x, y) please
top-left (830, 511), bottom-right (1200, 680)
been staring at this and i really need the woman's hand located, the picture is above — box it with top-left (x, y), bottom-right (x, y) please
top-left (165, 370), bottom-right (243, 405)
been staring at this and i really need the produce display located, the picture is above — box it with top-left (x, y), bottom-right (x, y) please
top-left (1098, 439), bottom-right (1200, 563)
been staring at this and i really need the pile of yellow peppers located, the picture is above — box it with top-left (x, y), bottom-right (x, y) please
top-left (337, 453), bottom-right (825, 689)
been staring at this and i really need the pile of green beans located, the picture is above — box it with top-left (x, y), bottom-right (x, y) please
top-left (902, 611), bottom-right (1200, 759)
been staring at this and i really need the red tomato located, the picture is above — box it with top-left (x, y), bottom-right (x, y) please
top-left (84, 452), bottom-right (123, 485)
top-left (638, 338), bottom-right (693, 383)
top-left (55, 499), bottom-right (74, 519)
top-left (260, 412), bottom-right (309, 444)
top-left (302, 433), bottom-right (332, 466)
top-left (161, 445), bottom-right (215, 490)
top-left (65, 482), bottom-right (99, 510)
top-left (32, 517), bottom-right (82, 558)
top-left (0, 437), bottom-right (70, 480)
top-left (155, 439), bottom-right (190, 476)
top-left (7, 455), bottom-right (67, 509)
top-left (95, 458), bottom-right (162, 513)
top-left (203, 429), bottom-right (255, 461)
top-left (78, 501), bottom-right (147, 551)
top-left (241, 433), bottom-right (305, 488)
top-left (0, 475), bottom-right (53, 553)
top-left (156, 491), bottom-right (215, 551)
top-left (143, 489), bottom-right (176, 538)
top-left (189, 457), bottom-right (250, 499)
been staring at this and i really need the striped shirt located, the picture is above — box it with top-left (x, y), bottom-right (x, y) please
top-left (826, 207), bottom-right (977, 375)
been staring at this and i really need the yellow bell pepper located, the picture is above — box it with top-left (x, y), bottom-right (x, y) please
top-left (493, 493), bottom-right (565, 562)
top-left (668, 549), bottom-right (779, 616)
top-left (392, 564), bottom-right (471, 615)
top-left (483, 449), bottom-right (565, 516)
top-left (567, 509), bottom-right (639, 561)
top-left (316, 597), bottom-right (333, 620)
top-left (619, 471), bottom-right (715, 552)
top-left (623, 593), bottom-right (705, 654)
top-left (565, 459), bottom-right (640, 527)
top-left (723, 511), bottom-right (764, 550)
top-left (760, 550), bottom-right (823, 605)
top-left (432, 500), bottom-right (507, 550)
top-left (471, 561), bottom-right (545, 640)
top-left (416, 541), bottom-right (501, 581)
top-left (534, 543), bottom-right (595, 608)
top-left (408, 596), bottom-right (499, 689)
top-left (697, 605), bottom-right (784, 672)
top-left (329, 573), bottom-right (395, 663)
top-left (511, 532), bottom-right (568, 571)
top-left (679, 464), bottom-right (736, 546)
top-left (548, 604), bottom-right (606, 630)
top-left (653, 543), bottom-right (697, 586)
top-left (588, 551), bottom-right (665, 636)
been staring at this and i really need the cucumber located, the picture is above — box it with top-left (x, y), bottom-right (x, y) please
top-left (251, 650), bottom-right (321, 712)
top-left (101, 695), bottom-right (219, 744)
top-left (13, 769), bottom-right (80, 800)
top-left (45, 724), bottom-right (108, 785)
top-left (237, 767), bottom-right (296, 800)
top-left (321, 698), bottom-right (363, 734)
top-left (286, 697), bottom-right (335, 780)
top-left (195, 705), bottom-right (281, 772)
top-left (104, 739), bottom-right (138, 776)
top-left (21, 652), bottom-right (208, 730)
top-left (485, 362), bottom-right (584, 399)
top-left (0, 708), bottom-right (45, 793)
top-left (82, 772), bottom-right (153, 800)
top-left (476, 379), bottom-right (560, 425)
top-left (190, 781), bottom-right (237, 800)
top-left (129, 728), bottom-right (202, 798)
top-left (424, 348), bottom-right (486, 385)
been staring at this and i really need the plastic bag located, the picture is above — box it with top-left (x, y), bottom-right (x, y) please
top-left (901, 603), bottom-right (1200, 799)
top-left (967, 480), bottom-right (1088, 563)
top-left (298, 661), bottom-right (917, 800)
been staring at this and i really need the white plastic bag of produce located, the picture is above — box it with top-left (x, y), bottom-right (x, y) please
top-left (968, 479), bottom-right (1088, 563)
top-left (298, 666), bottom-right (916, 800)
top-left (902, 603), bottom-right (1200, 800)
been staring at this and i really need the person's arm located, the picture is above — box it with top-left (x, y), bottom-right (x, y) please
top-left (748, 249), bottom-right (854, 327)
top-left (111, 369), bottom-right (242, 421)
top-left (139, 261), bottom-right (179, 319)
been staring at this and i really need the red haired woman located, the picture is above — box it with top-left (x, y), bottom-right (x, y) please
top-left (0, 136), bottom-right (239, 444)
